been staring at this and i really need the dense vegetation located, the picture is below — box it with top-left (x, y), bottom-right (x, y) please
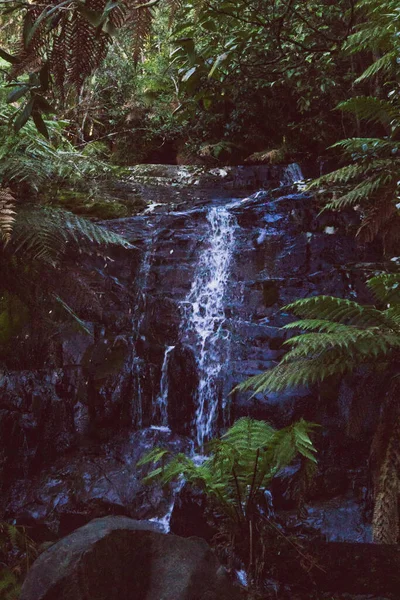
top-left (0, 0), bottom-right (400, 595)
top-left (142, 417), bottom-right (318, 586)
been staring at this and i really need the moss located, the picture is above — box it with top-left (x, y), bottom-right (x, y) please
top-left (40, 185), bottom-right (146, 219)
top-left (245, 147), bottom-right (288, 165)
top-left (77, 201), bottom-right (129, 219)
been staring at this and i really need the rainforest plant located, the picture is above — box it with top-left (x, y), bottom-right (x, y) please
top-left (312, 0), bottom-right (400, 252)
top-left (236, 273), bottom-right (400, 543)
top-left (0, 522), bottom-right (37, 600)
top-left (140, 417), bottom-right (318, 578)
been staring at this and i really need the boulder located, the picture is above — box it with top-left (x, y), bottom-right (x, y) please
top-left (20, 515), bottom-right (241, 600)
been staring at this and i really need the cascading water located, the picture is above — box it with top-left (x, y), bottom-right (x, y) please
top-left (130, 245), bottom-right (152, 427)
top-left (152, 345), bottom-right (175, 428)
top-left (280, 162), bottom-right (304, 186)
top-left (182, 206), bottom-right (237, 448)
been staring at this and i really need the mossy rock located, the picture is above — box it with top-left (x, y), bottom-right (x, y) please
top-left (245, 148), bottom-right (288, 165)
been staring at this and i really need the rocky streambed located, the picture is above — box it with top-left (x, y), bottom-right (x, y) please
top-left (0, 164), bottom-right (395, 598)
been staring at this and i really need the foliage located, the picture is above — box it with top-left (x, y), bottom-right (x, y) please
top-left (0, 522), bottom-right (38, 600)
top-left (141, 418), bottom-right (317, 524)
top-left (235, 272), bottom-right (400, 543)
top-left (0, 188), bottom-right (16, 244)
top-left (311, 0), bottom-right (400, 251)
top-left (140, 417), bottom-right (317, 581)
top-left (0, 0), bottom-right (360, 160)
top-left (236, 275), bottom-right (400, 395)
top-left (0, 95), bottom-right (117, 195)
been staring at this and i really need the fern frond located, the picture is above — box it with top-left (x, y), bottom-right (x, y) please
top-left (222, 417), bottom-right (276, 452)
top-left (326, 175), bottom-right (393, 210)
top-left (0, 188), bottom-right (16, 244)
top-left (284, 319), bottom-right (357, 333)
top-left (67, 0), bottom-right (109, 89)
top-left (283, 296), bottom-right (388, 327)
top-left (356, 195), bottom-right (397, 244)
top-left (368, 274), bottom-right (400, 305)
top-left (311, 162), bottom-right (374, 187)
top-left (283, 329), bottom-right (400, 361)
top-left (141, 418), bottom-right (317, 523)
top-left (11, 206), bottom-right (131, 264)
top-left (336, 96), bottom-right (396, 128)
top-left (332, 138), bottom-right (400, 157)
top-left (355, 51), bottom-right (397, 83)
top-left (344, 25), bottom-right (392, 54)
top-left (234, 355), bottom-right (357, 394)
top-left (124, 0), bottom-right (152, 64)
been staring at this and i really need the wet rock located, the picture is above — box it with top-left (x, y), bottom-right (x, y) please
top-left (167, 344), bottom-right (198, 435)
top-left (20, 515), bottom-right (241, 600)
top-left (170, 483), bottom-right (217, 541)
top-left (278, 496), bottom-right (371, 543)
top-left (0, 176), bottom-right (385, 547)
top-left (6, 429), bottom-right (190, 538)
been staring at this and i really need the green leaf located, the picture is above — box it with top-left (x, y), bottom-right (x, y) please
top-left (208, 53), bottom-right (228, 79)
top-left (7, 86), bottom-right (29, 104)
top-left (32, 110), bottom-right (49, 139)
top-left (14, 99), bottom-right (34, 132)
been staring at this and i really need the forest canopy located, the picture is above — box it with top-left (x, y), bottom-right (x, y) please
top-left (1, 0), bottom-right (396, 164)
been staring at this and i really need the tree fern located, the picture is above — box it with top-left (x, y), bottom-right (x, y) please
top-left (236, 281), bottom-right (400, 395)
top-left (0, 188), bottom-right (16, 244)
top-left (335, 97), bottom-right (397, 128)
top-left (140, 417), bottom-right (318, 525)
top-left (309, 0), bottom-right (400, 249)
top-left (10, 206), bottom-right (131, 264)
top-left (235, 273), bottom-right (400, 542)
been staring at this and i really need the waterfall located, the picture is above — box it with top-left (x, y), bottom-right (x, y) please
top-left (183, 206), bottom-right (237, 448)
top-left (280, 162), bottom-right (304, 186)
top-left (131, 245), bottom-right (152, 427)
top-left (153, 345), bottom-right (175, 428)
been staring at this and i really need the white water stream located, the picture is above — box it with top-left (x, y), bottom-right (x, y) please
top-left (153, 345), bottom-right (175, 427)
top-left (183, 206), bottom-right (237, 447)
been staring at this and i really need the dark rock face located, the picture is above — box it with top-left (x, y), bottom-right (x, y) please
top-left (167, 344), bottom-right (198, 436)
top-left (5, 428), bottom-right (190, 539)
top-left (20, 516), bottom-right (241, 600)
top-left (0, 166), bottom-right (383, 550)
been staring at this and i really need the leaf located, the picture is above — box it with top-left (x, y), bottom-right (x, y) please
top-left (32, 110), bottom-right (49, 139)
top-left (208, 52), bottom-right (228, 79)
top-left (14, 99), bottom-right (34, 132)
top-left (39, 62), bottom-right (50, 92)
top-left (181, 66), bottom-right (197, 82)
top-left (55, 296), bottom-right (91, 335)
top-left (6, 86), bottom-right (29, 104)
top-left (25, 0), bottom-right (72, 47)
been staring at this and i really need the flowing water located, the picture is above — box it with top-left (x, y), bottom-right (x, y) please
top-left (280, 162), bottom-right (304, 186)
top-left (182, 206), bottom-right (237, 447)
top-left (130, 245), bottom-right (153, 427)
top-left (153, 345), bottom-right (175, 427)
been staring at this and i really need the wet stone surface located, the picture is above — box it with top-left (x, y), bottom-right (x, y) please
top-left (0, 166), bottom-right (387, 585)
